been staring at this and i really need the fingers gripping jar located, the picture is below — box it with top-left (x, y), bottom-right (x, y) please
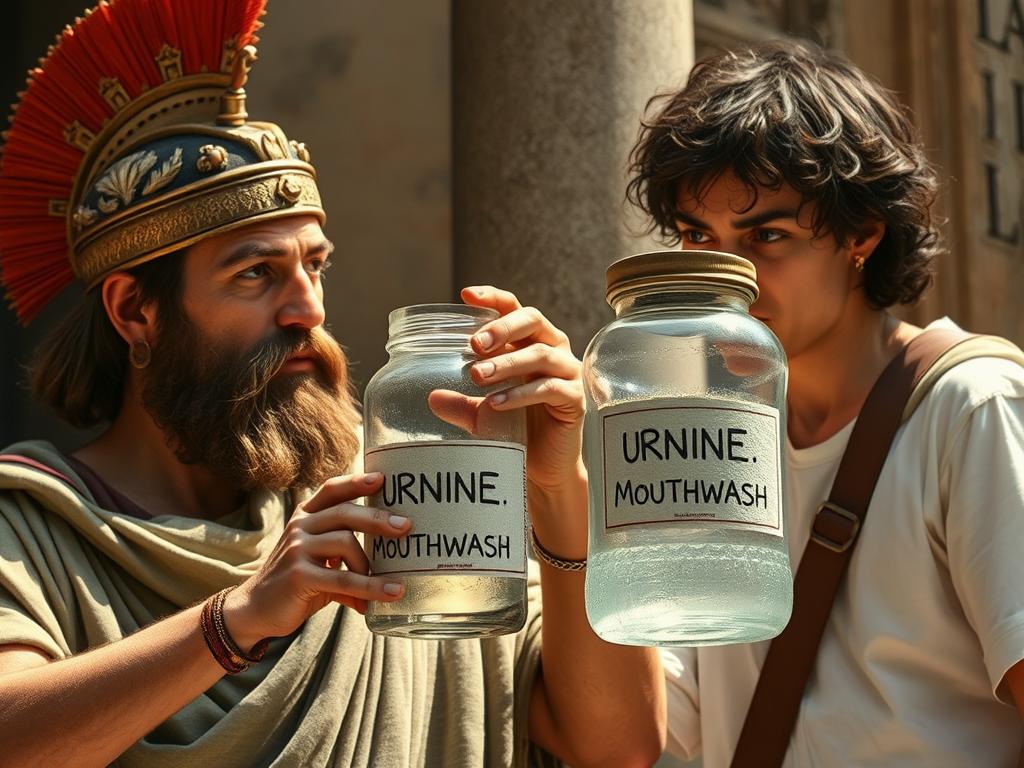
top-left (582, 251), bottom-right (791, 646)
top-left (364, 304), bottom-right (528, 639)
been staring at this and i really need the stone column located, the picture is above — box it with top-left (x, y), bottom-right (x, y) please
top-left (452, 0), bottom-right (695, 354)
top-left (845, 0), bottom-right (1024, 342)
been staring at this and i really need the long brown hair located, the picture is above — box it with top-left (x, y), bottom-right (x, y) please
top-left (31, 254), bottom-right (183, 428)
top-left (626, 41), bottom-right (941, 309)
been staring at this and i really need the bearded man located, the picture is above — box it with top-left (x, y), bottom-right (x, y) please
top-left (0, 2), bottom-right (664, 766)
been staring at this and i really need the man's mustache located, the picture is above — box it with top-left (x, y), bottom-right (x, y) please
top-left (232, 327), bottom-right (328, 401)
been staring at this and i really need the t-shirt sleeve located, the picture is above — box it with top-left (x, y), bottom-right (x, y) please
top-left (943, 389), bottom-right (1024, 703)
top-left (660, 645), bottom-right (701, 760)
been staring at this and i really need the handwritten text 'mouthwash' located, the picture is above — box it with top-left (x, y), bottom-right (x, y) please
top-left (372, 533), bottom-right (511, 561)
top-left (612, 423), bottom-right (770, 513)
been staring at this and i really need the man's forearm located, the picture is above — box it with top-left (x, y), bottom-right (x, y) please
top-left (529, 472), bottom-right (666, 768)
top-left (0, 604), bottom-right (225, 767)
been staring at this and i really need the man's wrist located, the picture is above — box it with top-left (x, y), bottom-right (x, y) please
top-left (219, 586), bottom-right (266, 654)
top-left (527, 459), bottom-right (587, 504)
top-left (531, 527), bottom-right (587, 572)
top-left (528, 461), bottom-right (589, 562)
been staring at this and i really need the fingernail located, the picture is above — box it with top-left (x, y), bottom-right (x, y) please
top-left (490, 392), bottom-right (507, 405)
top-left (475, 360), bottom-right (495, 378)
top-left (389, 514), bottom-right (408, 528)
top-left (384, 583), bottom-right (403, 596)
top-left (475, 331), bottom-right (494, 350)
top-left (363, 472), bottom-right (382, 484)
top-left (466, 286), bottom-right (485, 297)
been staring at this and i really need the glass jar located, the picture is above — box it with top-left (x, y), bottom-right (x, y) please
top-left (363, 304), bottom-right (528, 639)
top-left (582, 251), bottom-right (791, 646)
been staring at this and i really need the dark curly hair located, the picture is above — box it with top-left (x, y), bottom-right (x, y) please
top-left (626, 41), bottom-right (941, 308)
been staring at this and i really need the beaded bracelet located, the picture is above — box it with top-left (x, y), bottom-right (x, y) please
top-left (530, 527), bottom-right (587, 572)
top-left (200, 587), bottom-right (269, 674)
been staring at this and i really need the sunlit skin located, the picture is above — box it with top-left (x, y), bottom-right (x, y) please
top-left (181, 215), bottom-right (333, 374)
top-left (675, 172), bottom-right (920, 448)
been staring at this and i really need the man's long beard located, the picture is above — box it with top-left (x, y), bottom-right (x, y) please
top-left (142, 318), bottom-right (360, 491)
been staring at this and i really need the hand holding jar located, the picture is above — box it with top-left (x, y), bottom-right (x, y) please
top-left (363, 285), bottom-right (585, 639)
top-left (441, 285), bottom-right (588, 569)
top-left (437, 285), bottom-right (585, 497)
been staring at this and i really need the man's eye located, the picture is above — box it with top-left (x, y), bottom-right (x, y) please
top-left (682, 230), bottom-right (710, 244)
top-left (238, 263), bottom-right (270, 280)
top-left (753, 229), bottom-right (785, 243)
top-left (307, 257), bottom-right (332, 275)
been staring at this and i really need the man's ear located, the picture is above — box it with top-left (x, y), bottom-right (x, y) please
top-left (848, 219), bottom-right (886, 269)
top-left (101, 271), bottom-right (158, 347)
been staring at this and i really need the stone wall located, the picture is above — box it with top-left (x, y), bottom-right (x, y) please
top-left (845, 0), bottom-right (1023, 342)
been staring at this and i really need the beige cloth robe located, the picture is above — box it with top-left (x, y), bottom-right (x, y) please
top-left (0, 440), bottom-right (550, 767)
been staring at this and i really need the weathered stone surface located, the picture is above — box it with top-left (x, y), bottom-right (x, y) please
top-left (452, 0), bottom-right (694, 356)
top-left (846, 0), bottom-right (1024, 342)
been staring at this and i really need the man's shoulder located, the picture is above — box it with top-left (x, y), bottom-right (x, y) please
top-left (0, 440), bottom-right (83, 494)
top-left (917, 321), bottom-right (1024, 409)
top-left (926, 354), bottom-right (1024, 409)
top-left (900, 352), bottom-right (1024, 467)
top-left (0, 442), bottom-right (93, 544)
top-left (1, 440), bottom-right (67, 471)
top-left (900, 335), bottom-right (1024, 456)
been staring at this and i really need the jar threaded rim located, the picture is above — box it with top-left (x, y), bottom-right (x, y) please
top-left (386, 303), bottom-right (498, 352)
top-left (606, 250), bottom-right (758, 306)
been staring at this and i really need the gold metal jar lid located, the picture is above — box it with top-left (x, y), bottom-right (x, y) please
top-left (605, 250), bottom-right (758, 306)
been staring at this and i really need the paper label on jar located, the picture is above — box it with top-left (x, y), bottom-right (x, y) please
top-left (365, 440), bottom-right (528, 578)
top-left (600, 398), bottom-right (783, 536)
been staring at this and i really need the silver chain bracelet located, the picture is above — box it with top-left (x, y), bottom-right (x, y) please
top-left (530, 527), bottom-right (587, 572)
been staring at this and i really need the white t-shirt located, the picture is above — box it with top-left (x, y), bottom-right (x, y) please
top-left (662, 333), bottom-right (1024, 767)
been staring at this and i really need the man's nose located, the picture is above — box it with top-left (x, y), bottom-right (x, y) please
top-left (277, 267), bottom-right (325, 330)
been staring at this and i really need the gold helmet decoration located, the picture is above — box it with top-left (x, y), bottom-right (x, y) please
top-left (0, 0), bottom-right (325, 323)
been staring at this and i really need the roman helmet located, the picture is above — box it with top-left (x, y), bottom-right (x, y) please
top-left (0, 0), bottom-right (324, 323)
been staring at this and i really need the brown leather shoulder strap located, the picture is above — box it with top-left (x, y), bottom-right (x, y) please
top-left (730, 328), bottom-right (974, 767)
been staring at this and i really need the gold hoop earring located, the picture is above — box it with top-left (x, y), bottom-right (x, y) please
top-left (853, 255), bottom-right (866, 272)
top-left (129, 339), bottom-right (152, 369)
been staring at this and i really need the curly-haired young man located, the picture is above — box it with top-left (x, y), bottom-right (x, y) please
top-left (628, 41), bottom-right (1024, 767)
